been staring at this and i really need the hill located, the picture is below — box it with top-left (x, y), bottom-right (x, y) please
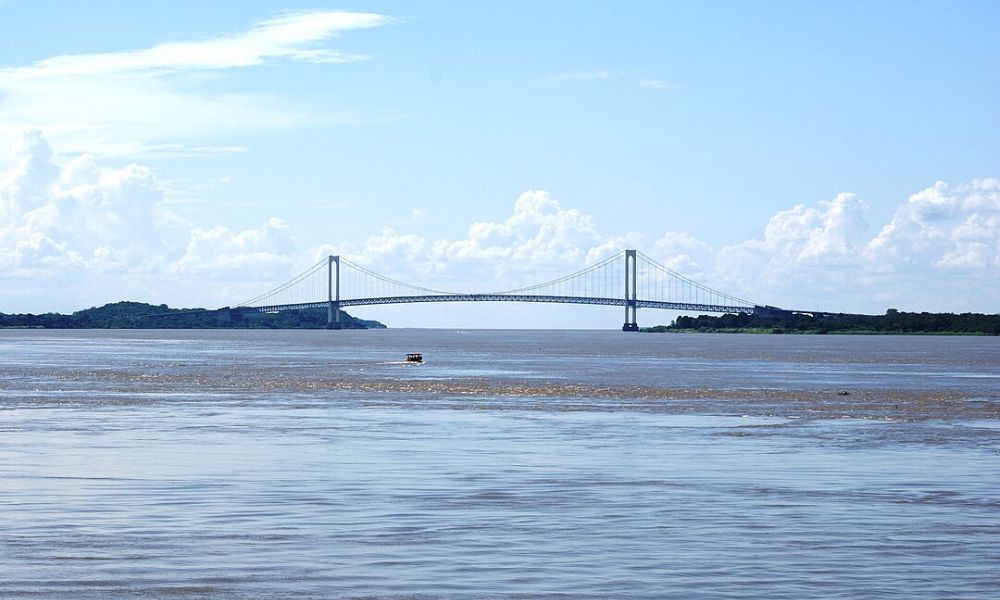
top-left (0, 301), bottom-right (386, 330)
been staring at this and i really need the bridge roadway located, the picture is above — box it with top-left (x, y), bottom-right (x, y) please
top-left (235, 294), bottom-right (756, 315)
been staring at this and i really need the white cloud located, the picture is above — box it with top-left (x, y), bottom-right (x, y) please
top-left (638, 78), bottom-right (679, 90)
top-left (586, 232), bottom-right (648, 266)
top-left (0, 10), bottom-right (390, 161)
top-left (548, 72), bottom-right (681, 92)
top-left (171, 218), bottom-right (295, 278)
top-left (765, 192), bottom-right (869, 265)
top-left (652, 231), bottom-right (713, 276)
top-left (708, 183), bottom-right (999, 310)
top-left (865, 180), bottom-right (1000, 272)
top-left (326, 227), bottom-right (432, 270)
top-left (0, 130), bottom-right (299, 310)
top-left (0, 130), bottom-right (174, 275)
top-left (447, 190), bottom-right (600, 265)
top-left (315, 191), bottom-right (606, 293)
top-left (962, 178), bottom-right (1000, 211)
top-left (711, 194), bottom-right (873, 308)
top-left (705, 193), bottom-right (870, 302)
top-left (1, 11), bottom-right (386, 81)
top-left (935, 241), bottom-right (994, 270)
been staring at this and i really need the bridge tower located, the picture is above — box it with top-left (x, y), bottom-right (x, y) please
top-left (327, 255), bottom-right (341, 329)
top-left (623, 249), bottom-right (639, 331)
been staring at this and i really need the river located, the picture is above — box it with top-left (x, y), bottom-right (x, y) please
top-left (1, 329), bottom-right (997, 598)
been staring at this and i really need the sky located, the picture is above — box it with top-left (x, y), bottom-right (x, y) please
top-left (0, 0), bottom-right (997, 328)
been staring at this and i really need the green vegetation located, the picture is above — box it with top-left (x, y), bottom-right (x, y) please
top-left (644, 309), bottom-right (1000, 335)
top-left (0, 301), bottom-right (385, 330)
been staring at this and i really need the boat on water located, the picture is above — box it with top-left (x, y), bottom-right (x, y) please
top-left (405, 353), bottom-right (423, 363)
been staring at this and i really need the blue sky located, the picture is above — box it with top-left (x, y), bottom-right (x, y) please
top-left (1, 1), bottom-right (997, 327)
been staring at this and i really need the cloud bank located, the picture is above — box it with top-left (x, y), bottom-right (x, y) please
top-left (317, 184), bottom-right (999, 314)
top-left (1, 132), bottom-right (996, 317)
top-left (0, 131), bottom-right (295, 309)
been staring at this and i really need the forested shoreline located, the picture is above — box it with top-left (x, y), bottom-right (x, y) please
top-left (645, 309), bottom-right (1000, 335)
top-left (0, 301), bottom-right (385, 330)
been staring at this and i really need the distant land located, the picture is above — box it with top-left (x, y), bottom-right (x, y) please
top-left (645, 309), bottom-right (1000, 335)
top-left (4, 302), bottom-right (998, 334)
top-left (0, 302), bottom-right (386, 330)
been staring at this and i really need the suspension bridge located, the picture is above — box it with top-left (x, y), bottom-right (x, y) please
top-left (233, 249), bottom-right (768, 331)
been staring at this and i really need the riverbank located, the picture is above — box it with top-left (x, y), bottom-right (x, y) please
top-left (644, 309), bottom-right (1000, 335)
top-left (0, 301), bottom-right (386, 329)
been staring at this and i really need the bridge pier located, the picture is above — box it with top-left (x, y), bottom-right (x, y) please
top-left (622, 249), bottom-right (639, 331)
top-left (327, 255), bottom-right (342, 329)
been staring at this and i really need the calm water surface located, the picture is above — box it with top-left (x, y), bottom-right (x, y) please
top-left (0, 329), bottom-right (997, 598)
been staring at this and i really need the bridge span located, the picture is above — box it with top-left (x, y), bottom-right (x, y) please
top-left (234, 249), bottom-right (761, 330)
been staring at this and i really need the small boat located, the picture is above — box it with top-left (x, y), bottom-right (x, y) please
top-left (405, 353), bottom-right (423, 363)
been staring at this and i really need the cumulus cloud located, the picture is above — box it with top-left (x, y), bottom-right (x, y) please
top-left (171, 218), bottom-right (295, 278)
top-left (319, 191), bottom-right (607, 292)
top-left (707, 183), bottom-right (999, 310)
top-left (0, 10), bottom-right (391, 160)
top-left (0, 131), bottom-right (298, 309)
top-left (865, 180), bottom-right (1000, 272)
top-left (752, 193), bottom-right (868, 265)
top-left (446, 191), bottom-right (600, 265)
top-left (653, 231), bottom-right (713, 275)
top-left (0, 130), bottom-right (171, 274)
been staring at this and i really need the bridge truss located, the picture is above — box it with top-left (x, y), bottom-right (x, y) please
top-left (235, 249), bottom-right (757, 330)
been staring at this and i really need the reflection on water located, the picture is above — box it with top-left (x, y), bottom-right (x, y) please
top-left (0, 330), bottom-right (997, 598)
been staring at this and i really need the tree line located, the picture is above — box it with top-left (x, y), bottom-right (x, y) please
top-left (0, 301), bottom-right (385, 330)
top-left (646, 309), bottom-right (1000, 335)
